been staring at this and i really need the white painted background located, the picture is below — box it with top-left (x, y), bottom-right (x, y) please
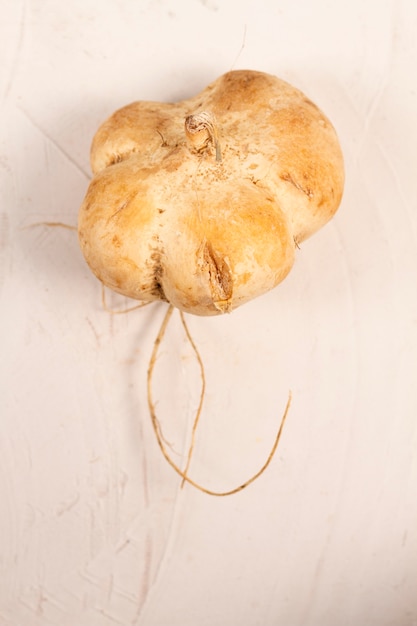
top-left (1, 0), bottom-right (416, 624)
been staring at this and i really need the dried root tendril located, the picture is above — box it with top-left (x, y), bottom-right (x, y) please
top-left (147, 304), bottom-right (291, 496)
top-left (101, 284), bottom-right (152, 315)
top-left (23, 221), bottom-right (78, 231)
top-left (178, 309), bottom-right (206, 487)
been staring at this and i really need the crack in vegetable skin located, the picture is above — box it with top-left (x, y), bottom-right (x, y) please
top-left (202, 241), bottom-right (233, 312)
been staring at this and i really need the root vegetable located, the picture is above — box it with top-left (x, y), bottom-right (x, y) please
top-left (77, 70), bottom-right (344, 494)
top-left (78, 70), bottom-right (344, 316)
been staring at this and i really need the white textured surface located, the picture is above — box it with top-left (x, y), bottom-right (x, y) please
top-left (1, 1), bottom-right (417, 625)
